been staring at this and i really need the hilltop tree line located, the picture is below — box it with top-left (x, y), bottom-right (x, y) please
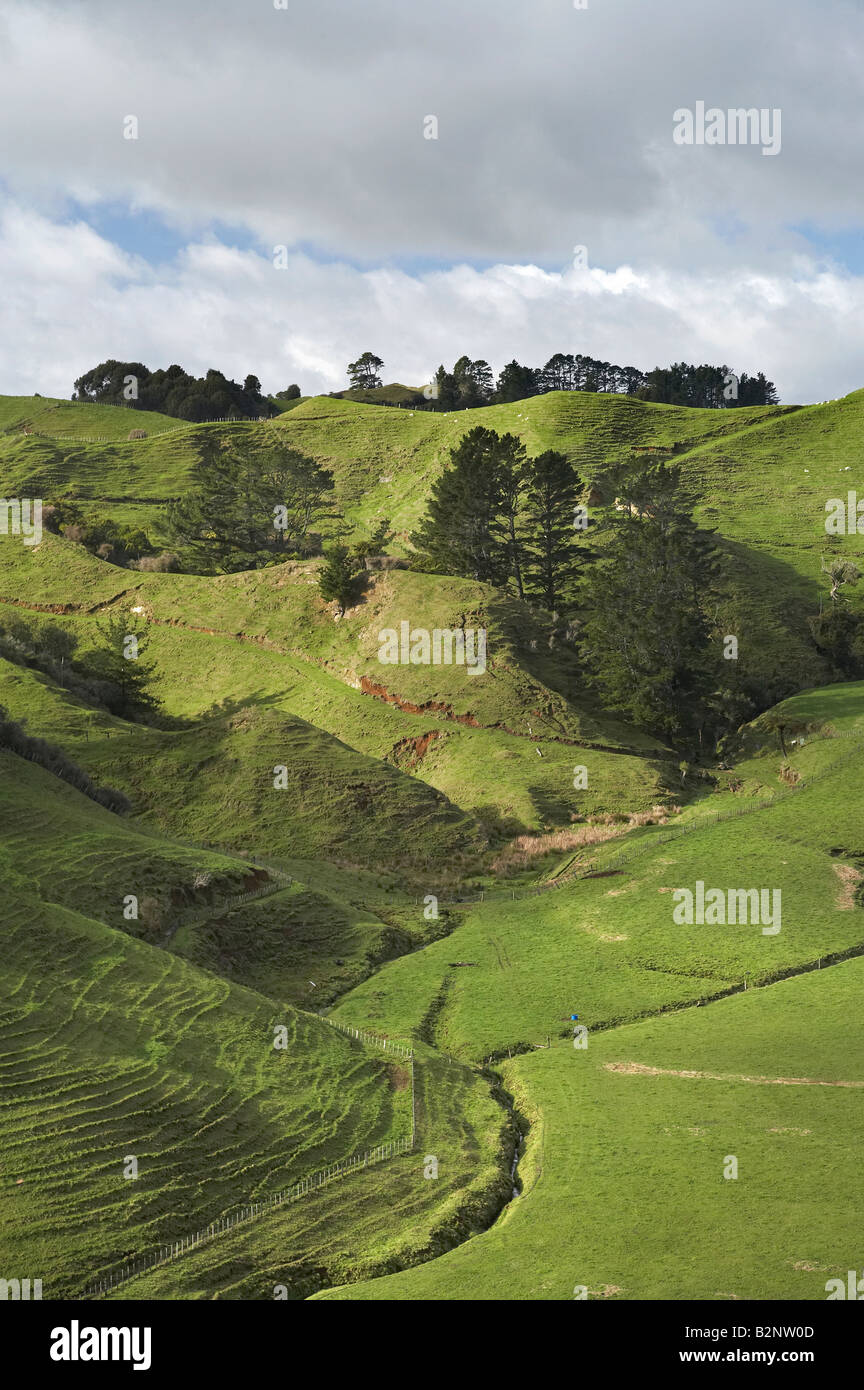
top-left (343, 351), bottom-right (779, 410)
top-left (71, 349), bottom-right (777, 423)
top-left (73, 361), bottom-right (278, 422)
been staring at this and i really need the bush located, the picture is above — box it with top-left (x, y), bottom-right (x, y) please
top-left (128, 551), bottom-right (181, 572)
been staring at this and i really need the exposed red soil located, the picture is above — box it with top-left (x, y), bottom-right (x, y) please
top-left (390, 729), bottom-right (445, 768)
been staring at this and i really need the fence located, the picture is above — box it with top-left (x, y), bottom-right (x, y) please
top-left (82, 1134), bottom-right (414, 1298)
top-left (17, 417), bottom-right (271, 446)
top-left (430, 732), bottom-right (864, 908)
top-left (162, 869), bottom-right (293, 942)
top-left (322, 1015), bottom-right (414, 1059)
top-left (81, 1024), bottom-right (416, 1299)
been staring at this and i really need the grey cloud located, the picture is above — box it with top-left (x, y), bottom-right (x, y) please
top-left (0, 0), bottom-right (862, 268)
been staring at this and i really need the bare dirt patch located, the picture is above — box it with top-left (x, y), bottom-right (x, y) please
top-left (833, 862), bottom-right (862, 910)
top-left (576, 922), bottom-right (628, 942)
top-left (605, 1061), bottom-right (864, 1088)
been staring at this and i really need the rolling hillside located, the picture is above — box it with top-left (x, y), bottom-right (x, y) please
top-left (3, 384), bottom-right (864, 1303)
top-left (319, 682), bottom-right (864, 1299)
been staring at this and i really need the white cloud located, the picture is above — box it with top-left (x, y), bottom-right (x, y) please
top-left (1, 204), bottom-right (863, 404)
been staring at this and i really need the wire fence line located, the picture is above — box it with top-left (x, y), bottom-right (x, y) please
top-left (322, 1015), bottom-right (414, 1060)
top-left (430, 732), bottom-right (864, 908)
top-left (81, 1136), bottom-right (413, 1299)
top-left (81, 1023), bottom-right (416, 1300)
top-left (16, 416), bottom-right (271, 446)
top-left (161, 869), bottom-right (293, 943)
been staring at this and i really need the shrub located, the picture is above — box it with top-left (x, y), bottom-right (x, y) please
top-left (129, 551), bottom-right (181, 572)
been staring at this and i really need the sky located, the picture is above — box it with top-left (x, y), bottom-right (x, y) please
top-left (0, 0), bottom-right (863, 403)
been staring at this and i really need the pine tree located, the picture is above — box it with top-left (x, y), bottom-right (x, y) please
top-left (579, 459), bottom-right (718, 744)
top-left (84, 613), bottom-right (161, 720)
top-left (318, 546), bottom-right (360, 616)
top-left (412, 426), bottom-right (509, 583)
top-left (488, 434), bottom-right (528, 598)
top-left (521, 450), bottom-right (585, 613)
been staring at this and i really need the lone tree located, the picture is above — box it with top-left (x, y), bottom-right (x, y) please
top-left (83, 613), bottom-right (161, 720)
top-left (347, 352), bottom-right (384, 390)
top-left (808, 557), bottom-right (864, 677)
top-left (822, 556), bottom-right (862, 605)
top-left (318, 546), bottom-right (361, 616)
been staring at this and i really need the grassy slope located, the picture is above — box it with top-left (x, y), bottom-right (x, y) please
top-left (0, 384), bottom-right (846, 701)
top-left (0, 750), bottom-right (512, 1301)
top-left (317, 682), bottom-right (864, 1297)
top-left (0, 387), bottom-right (792, 544)
top-left (4, 387), bottom-right (864, 1302)
top-left (3, 385), bottom-right (856, 588)
top-left (108, 1046), bottom-right (508, 1301)
top-left (321, 957), bottom-right (864, 1301)
top-left (0, 715), bottom-right (420, 1005)
top-left (332, 690), bottom-right (864, 1055)
top-left (0, 533), bottom-right (675, 834)
top-left (0, 769), bottom-right (413, 1298)
top-left (0, 655), bottom-right (481, 875)
top-left (0, 396), bottom-right (181, 439)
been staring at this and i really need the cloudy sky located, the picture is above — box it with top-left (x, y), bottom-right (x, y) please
top-left (0, 0), bottom-right (862, 402)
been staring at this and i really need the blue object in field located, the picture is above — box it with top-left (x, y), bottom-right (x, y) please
top-left (570, 1014), bottom-right (579, 1021)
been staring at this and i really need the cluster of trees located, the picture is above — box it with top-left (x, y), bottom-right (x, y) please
top-left (412, 427), bottom-right (585, 613)
top-left (344, 352), bottom-right (779, 411)
top-left (411, 431), bottom-right (774, 747)
top-left (411, 430), bottom-right (864, 747)
top-left (73, 361), bottom-right (277, 422)
top-left (0, 613), bottom-right (160, 723)
top-left (638, 363), bottom-right (778, 409)
top-left (166, 436), bottom-right (337, 572)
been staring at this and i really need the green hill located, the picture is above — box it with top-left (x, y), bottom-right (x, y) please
top-left (0, 386), bottom-right (793, 545)
top-left (4, 380), bottom-right (864, 1304)
top-left (318, 681), bottom-right (864, 1298)
top-left (0, 534), bottom-right (678, 837)
top-left (0, 765), bottom-right (410, 1298)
